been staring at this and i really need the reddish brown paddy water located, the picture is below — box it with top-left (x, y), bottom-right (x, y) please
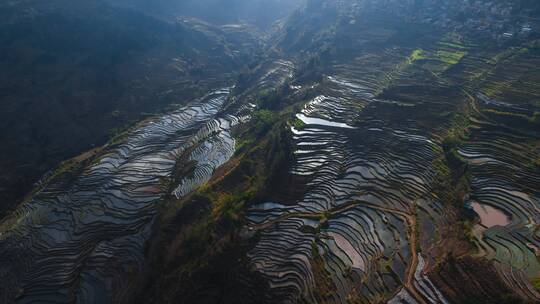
top-left (471, 202), bottom-right (511, 228)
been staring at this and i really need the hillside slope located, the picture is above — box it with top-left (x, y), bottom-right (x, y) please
top-left (136, 1), bottom-right (540, 303)
top-left (0, 0), bottom-right (261, 216)
top-left (0, 1), bottom-right (538, 303)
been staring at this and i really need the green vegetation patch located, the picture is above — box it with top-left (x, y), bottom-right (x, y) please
top-left (292, 117), bottom-right (306, 129)
top-left (444, 112), bottom-right (471, 150)
top-left (488, 47), bottom-right (527, 65)
top-left (310, 242), bottom-right (336, 299)
top-left (408, 49), bottom-right (427, 63)
top-left (436, 50), bottom-right (466, 65)
top-left (204, 191), bottom-right (248, 225)
top-left (256, 88), bottom-right (286, 110)
top-left (254, 109), bottom-right (278, 125)
top-left (438, 41), bottom-right (468, 50)
top-left (253, 109), bottom-right (279, 135)
top-left (433, 110), bottom-right (472, 209)
top-left (532, 277), bottom-right (540, 292)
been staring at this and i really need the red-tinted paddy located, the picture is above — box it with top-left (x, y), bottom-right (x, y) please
top-left (471, 202), bottom-right (511, 228)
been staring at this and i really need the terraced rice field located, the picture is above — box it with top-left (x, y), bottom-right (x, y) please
top-left (245, 36), bottom-right (540, 303)
top-left (0, 16), bottom-right (538, 302)
top-left (0, 88), bottom-right (240, 303)
top-left (456, 48), bottom-right (540, 300)
top-left (0, 58), bottom-right (296, 303)
top-left (246, 42), bottom-right (462, 303)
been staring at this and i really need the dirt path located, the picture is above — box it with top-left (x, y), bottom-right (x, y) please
top-left (249, 200), bottom-right (427, 304)
top-left (361, 203), bottom-right (427, 304)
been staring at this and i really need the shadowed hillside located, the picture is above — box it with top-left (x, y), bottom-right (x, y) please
top-left (0, 0), bottom-right (269, 215)
top-left (105, 0), bottom-right (305, 28)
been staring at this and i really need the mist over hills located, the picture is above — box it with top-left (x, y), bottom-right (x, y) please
top-left (104, 0), bottom-right (304, 28)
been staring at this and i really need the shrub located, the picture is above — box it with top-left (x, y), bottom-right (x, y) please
top-left (253, 109), bottom-right (278, 135)
top-left (211, 192), bottom-right (246, 225)
top-left (532, 277), bottom-right (540, 291)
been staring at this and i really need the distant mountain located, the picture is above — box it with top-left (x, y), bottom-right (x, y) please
top-left (0, 0), bottom-right (264, 215)
top-left (104, 0), bottom-right (305, 29)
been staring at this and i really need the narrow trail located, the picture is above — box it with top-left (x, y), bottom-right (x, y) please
top-left (360, 203), bottom-right (426, 304)
top-left (248, 200), bottom-right (427, 304)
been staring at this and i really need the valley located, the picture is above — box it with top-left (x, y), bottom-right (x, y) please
top-left (0, 1), bottom-right (539, 303)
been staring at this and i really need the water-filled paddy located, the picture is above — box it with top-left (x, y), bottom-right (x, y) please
top-left (471, 201), bottom-right (511, 228)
